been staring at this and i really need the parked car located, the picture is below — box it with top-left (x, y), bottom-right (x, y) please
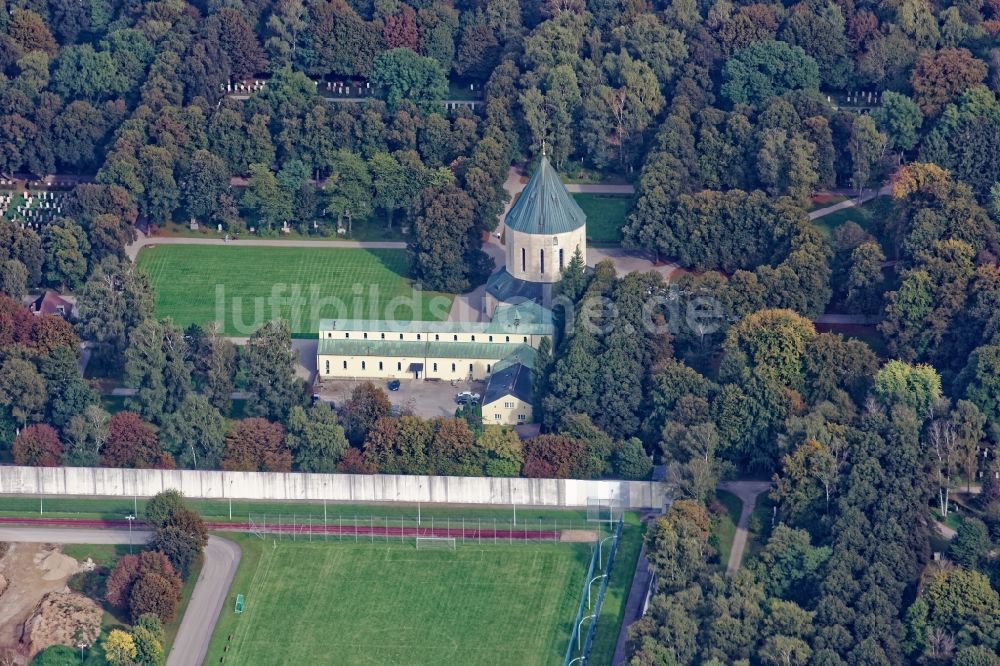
top-left (456, 391), bottom-right (481, 404)
top-left (388, 379), bottom-right (401, 391)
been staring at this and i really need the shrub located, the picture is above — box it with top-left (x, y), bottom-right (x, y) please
top-left (30, 645), bottom-right (81, 665)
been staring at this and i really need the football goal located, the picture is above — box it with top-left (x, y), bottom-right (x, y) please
top-left (415, 537), bottom-right (457, 550)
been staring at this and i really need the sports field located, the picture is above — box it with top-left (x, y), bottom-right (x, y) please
top-left (207, 539), bottom-right (596, 665)
top-left (136, 245), bottom-right (453, 336)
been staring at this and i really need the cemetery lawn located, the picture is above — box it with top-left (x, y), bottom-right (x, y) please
top-left (205, 537), bottom-right (595, 666)
top-left (574, 193), bottom-right (633, 244)
top-left (136, 245), bottom-right (453, 336)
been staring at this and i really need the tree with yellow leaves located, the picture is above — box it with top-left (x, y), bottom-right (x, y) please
top-left (103, 629), bottom-right (137, 666)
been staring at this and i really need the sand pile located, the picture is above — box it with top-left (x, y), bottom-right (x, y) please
top-left (33, 548), bottom-right (80, 581)
top-left (20, 592), bottom-right (101, 656)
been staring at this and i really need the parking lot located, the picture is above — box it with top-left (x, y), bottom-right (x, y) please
top-left (314, 377), bottom-right (487, 419)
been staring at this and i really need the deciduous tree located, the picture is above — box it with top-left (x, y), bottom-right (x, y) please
top-left (102, 412), bottom-right (163, 468)
top-left (160, 395), bottom-right (227, 469)
top-left (911, 48), bottom-right (988, 117)
top-left (12, 424), bottom-right (62, 466)
top-left (223, 418), bottom-right (291, 472)
top-left (286, 402), bottom-right (348, 472)
top-left (342, 382), bottom-right (393, 446)
top-left (522, 434), bottom-right (585, 478)
top-left (370, 48), bottom-right (448, 113)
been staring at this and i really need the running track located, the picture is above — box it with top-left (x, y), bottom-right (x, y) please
top-left (0, 516), bottom-right (561, 540)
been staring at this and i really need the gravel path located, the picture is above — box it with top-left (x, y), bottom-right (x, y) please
top-left (808, 185), bottom-right (891, 220)
top-left (718, 481), bottom-right (772, 576)
top-left (125, 232), bottom-right (407, 261)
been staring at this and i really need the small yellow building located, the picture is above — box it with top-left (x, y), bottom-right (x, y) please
top-left (481, 347), bottom-right (536, 425)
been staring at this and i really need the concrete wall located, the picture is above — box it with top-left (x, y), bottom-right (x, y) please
top-left (0, 466), bottom-right (667, 509)
top-left (506, 226), bottom-right (586, 283)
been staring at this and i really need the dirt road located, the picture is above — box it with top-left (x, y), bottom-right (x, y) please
top-left (0, 527), bottom-right (240, 666)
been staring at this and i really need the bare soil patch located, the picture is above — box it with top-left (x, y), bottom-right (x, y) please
top-left (0, 542), bottom-right (100, 664)
top-left (560, 529), bottom-right (599, 542)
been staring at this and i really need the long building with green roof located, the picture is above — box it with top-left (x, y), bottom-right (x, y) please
top-left (316, 155), bottom-right (585, 425)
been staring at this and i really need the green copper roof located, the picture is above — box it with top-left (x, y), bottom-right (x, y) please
top-left (505, 157), bottom-right (586, 235)
top-left (317, 308), bottom-right (553, 336)
top-left (318, 338), bottom-right (535, 360)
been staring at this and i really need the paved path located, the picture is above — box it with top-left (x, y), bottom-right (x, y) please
top-left (125, 231), bottom-right (406, 261)
top-left (933, 520), bottom-right (957, 541)
top-left (0, 526), bottom-right (241, 666)
top-left (165, 536), bottom-right (242, 666)
top-left (808, 185), bottom-right (891, 221)
top-left (813, 314), bottom-right (880, 325)
top-left (718, 481), bottom-right (772, 576)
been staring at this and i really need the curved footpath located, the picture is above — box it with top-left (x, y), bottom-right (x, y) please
top-left (0, 526), bottom-right (240, 666)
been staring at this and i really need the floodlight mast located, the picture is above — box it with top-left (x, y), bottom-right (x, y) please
top-left (587, 574), bottom-right (606, 609)
top-left (125, 514), bottom-right (136, 554)
top-left (577, 614), bottom-right (596, 651)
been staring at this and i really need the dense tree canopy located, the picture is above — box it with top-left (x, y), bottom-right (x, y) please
top-left (3, 2), bottom-right (1000, 662)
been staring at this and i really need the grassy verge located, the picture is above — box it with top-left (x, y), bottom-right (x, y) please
top-left (587, 514), bottom-right (645, 664)
top-left (744, 493), bottom-right (777, 561)
top-left (712, 489), bottom-right (743, 569)
top-left (2, 494), bottom-right (601, 530)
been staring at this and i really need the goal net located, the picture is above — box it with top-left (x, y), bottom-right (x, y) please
top-left (587, 497), bottom-right (624, 523)
top-left (415, 537), bottom-right (457, 550)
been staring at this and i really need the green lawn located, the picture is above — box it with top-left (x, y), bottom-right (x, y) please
top-left (712, 490), bottom-right (743, 568)
top-left (573, 193), bottom-right (633, 244)
top-left (205, 536), bottom-right (612, 665)
top-left (811, 196), bottom-right (893, 245)
top-left (136, 245), bottom-right (452, 336)
top-left (1, 494), bottom-right (601, 528)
